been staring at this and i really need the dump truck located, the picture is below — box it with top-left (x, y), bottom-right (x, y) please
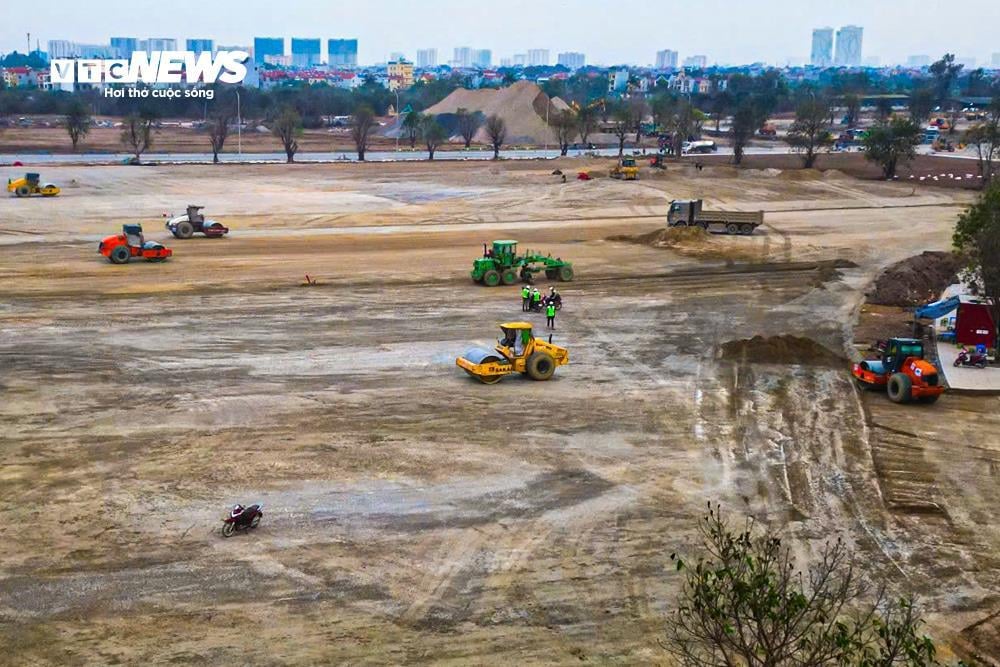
top-left (667, 199), bottom-right (763, 236)
top-left (471, 240), bottom-right (574, 286)
top-left (7, 173), bottom-right (60, 197)
top-left (852, 337), bottom-right (944, 404)
top-left (610, 157), bottom-right (639, 180)
top-left (456, 322), bottom-right (569, 384)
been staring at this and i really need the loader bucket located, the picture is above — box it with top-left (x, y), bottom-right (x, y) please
top-left (456, 347), bottom-right (510, 384)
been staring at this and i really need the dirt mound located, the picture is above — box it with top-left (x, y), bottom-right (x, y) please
top-left (607, 226), bottom-right (762, 262)
top-left (423, 81), bottom-right (570, 145)
top-left (822, 169), bottom-right (851, 180)
top-left (719, 335), bottom-right (844, 367)
top-left (779, 169), bottom-right (822, 181)
top-left (866, 251), bottom-right (960, 307)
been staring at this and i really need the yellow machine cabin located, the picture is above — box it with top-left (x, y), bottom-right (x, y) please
top-left (456, 322), bottom-right (569, 384)
top-left (8, 173), bottom-right (60, 197)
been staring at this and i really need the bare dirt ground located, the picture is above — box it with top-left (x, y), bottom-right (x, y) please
top-left (1, 158), bottom-right (998, 665)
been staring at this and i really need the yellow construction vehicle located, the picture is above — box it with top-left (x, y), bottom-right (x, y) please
top-left (7, 173), bottom-right (60, 197)
top-left (610, 157), bottom-right (639, 181)
top-left (456, 322), bottom-right (569, 384)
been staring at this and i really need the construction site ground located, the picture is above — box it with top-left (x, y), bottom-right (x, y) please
top-left (1, 158), bottom-right (999, 665)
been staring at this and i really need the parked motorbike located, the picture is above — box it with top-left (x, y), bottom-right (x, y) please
top-left (954, 349), bottom-right (988, 369)
top-left (221, 503), bottom-right (263, 537)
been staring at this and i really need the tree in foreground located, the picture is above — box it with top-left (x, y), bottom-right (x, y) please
top-left (667, 505), bottom-right (943, 666)
top-left (953, 182), bottom-right (1000, 348)
top-left (206, 111), bottom-right (231, 164)
top-left (610, 100), bottom-right (632, 156)
top-left (421, 115), bottom-right (448, 160)
top-left (401, 110), bottom-right (423, 149)
top-left (575, 105), bottom-right (598, 146)
top-left (484, 114), bottom-right (506, 159)
top-left (842, 93), bottom-right (862, 128)
top-left (350, 103), bottom-right (377, 161)
top-left (862, 117), bottom-right (922, 179)
top-left (550, 109), bottom-right (577, 156)
top-left (271, 106), bottom-right (302, 163)
top-left (120, 111), bottom-right (156, 162)
top-left (908, 87), bottom-right (936, 124)
top-left (785, 97), bottom-right (833, 168)
top-left (455, 107), bottom-right (482, 148)
top-left (65, 100), bottom-right (91, 152)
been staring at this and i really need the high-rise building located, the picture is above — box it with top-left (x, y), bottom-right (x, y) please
top-left (834, 25), bottom-right (863, 67)
top-left (110, 37), bottom-right (138, 59)
top-left (416, 48), bottom-right (437, 68)
top-left (453, 47), bottom-right (473, 68)
top-left (810, 28), bottom-right (833, 67)
top-left (254, 37), bottom-right (285, 63)
top-left (512, 53), bottom-right (527, 66)
top-left (291, 38), bottom-right (322, 68)
top-left (472, 49), bottom-right (492, 68)
top-left (557, 52), bottom-right (586, 70)
top-left (328, 39), bottom-right (358, 67)
top-left (186, 39), bottom-right (214, 55)
top-left (655, 49), bottom-right (678, 69)
top-left (143, 38), bottom-right (178, 53)
top-left (907, 55), bottom-right (931, 68)
top-left (527, 49), bottom-right (549, 66)
top-left (48, 40), bottom-right (114, 58)
top-left (683, 55), bottom-right (707, 68)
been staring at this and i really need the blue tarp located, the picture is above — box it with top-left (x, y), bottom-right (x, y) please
top-left (915, 295), bottom-right (960, 320)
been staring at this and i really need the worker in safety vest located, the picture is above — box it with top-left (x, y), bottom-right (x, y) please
top-left (521, 285), bottom-right (531, 312)
top-left (531, 288), bottom-right (542, 311)
top-left (546, 301), bottom-right (556, 329)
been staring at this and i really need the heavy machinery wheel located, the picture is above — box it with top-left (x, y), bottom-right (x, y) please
top-left (483, 270), bottom-right (501, 287)
top-left (740, 224), bottom-right (755, 235)
top-left (545, 268), bottom-right (558, 279)
top-left (175, 221), bottom-right (194, 239)
top-left (501, 268), bottom-right (518, 285)
top-left (558, 266), bottom-right (574, 282)
top-left (674, 220), bottom-right (688, 227)
top-left (222, 522), bottom-right (235, 537)
top-left (887, 373), bottom-right (912, 404)
top-left (15, 185), bottom-right (31, 197)
top-left (109, 246), bottom-right (131, 264)
top-left (526, 352), bottom-right (556, 381)
top-left (726, 223), bottom-right (740, 235)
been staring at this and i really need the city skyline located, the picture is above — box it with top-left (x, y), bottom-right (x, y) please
top-left (4, 0), bottom-right (999, 67)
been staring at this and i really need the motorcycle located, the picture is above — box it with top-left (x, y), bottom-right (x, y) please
top-left (954, 349), bottom-right (988, 369)
top-left (221, 503), bottom-right (263, 537)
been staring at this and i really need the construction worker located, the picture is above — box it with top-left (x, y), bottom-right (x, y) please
top-left (531, 287), bottom-right (542, 312)
top-left (521, 284), bottom-right (531, 312)
top-left (546, 300), bottom-right (556, 329)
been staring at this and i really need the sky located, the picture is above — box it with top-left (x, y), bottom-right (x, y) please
top-left (4, 0), bottom-right (999, 67)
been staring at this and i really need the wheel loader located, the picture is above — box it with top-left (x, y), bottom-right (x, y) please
top-left (7, 173), bottom-right (60, 197)
top-left (456, 322), bottom-right (569, 384)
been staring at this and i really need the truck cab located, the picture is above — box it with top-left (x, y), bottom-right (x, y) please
top-left (667, 199), bottom-right (702, 226)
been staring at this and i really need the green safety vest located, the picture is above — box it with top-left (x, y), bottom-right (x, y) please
top-left (546, 304), bottom-right (556, 317)
top-left (521, 287), bottom-right (530, 298)
top-left (532, 292), bottom-right (541, 302)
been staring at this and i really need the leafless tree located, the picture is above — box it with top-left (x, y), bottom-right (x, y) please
top-left (964, 98), bottom-right (999, 187)
top-left (575, 105), bottom-right (598, 146)
top-left (628, 96), bottom-right (648, 143)
top-left (455, 107), bottom-right (482, 148)
top-left (610, 101), bottom-right (632, 156)
top-left (206, 112), bottom-right (231, 164)
top-left (351, 104), bottom-right (377, 161)
top-left (421, 115), bottom-right (448, 160)
top-left (271, 106), bottom-right (301, 163)
top-left (120, 112), bottom-right (156, 162)
top-left (550, 109), bottom-right (577, 155)
top-left (785, 98), bottom-right (834, 168)
top-left (485, 114), bottom-right (506, 159)
top-left (65, 101), bottom-right (91, 152)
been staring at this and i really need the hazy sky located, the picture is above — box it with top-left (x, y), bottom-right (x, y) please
top-left (4, 0), bottom-right (999, 66)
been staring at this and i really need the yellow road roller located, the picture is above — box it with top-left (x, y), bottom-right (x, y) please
top-left (456, 322), bottom-right (569, 384)
top-left (7, 173), bottom-right (60, 197)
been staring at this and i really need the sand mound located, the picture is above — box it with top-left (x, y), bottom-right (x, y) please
top-left (423, 81), bottom-right (570, 145)
top-left (822, 169), bottom-right (851, 180)
top-left (607, 226), bottom-right (762, 262)
top-left (779, 169), bottom-right (823, 181)
top-left (866, 251), bottom-right (960, 307)
top-left (609, 226), bottom-right (709, 246)
top-left (719, 335), bottom-right (844, 367)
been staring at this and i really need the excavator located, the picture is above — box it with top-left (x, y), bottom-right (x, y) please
top-left (457, 322), bottom-right (569, 384)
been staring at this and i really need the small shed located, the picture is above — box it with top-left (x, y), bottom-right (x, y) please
top-left (955, 296), bottom-right (996, 348)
